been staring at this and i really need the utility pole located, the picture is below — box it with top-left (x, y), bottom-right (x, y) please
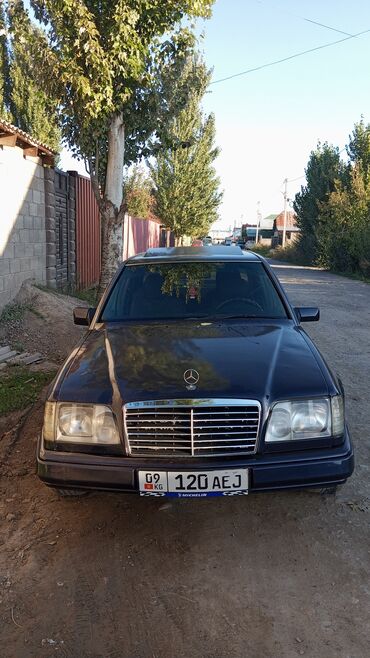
top-left (255, 201), bottom-right (261, 244)
top-left (282, 178), bottom-right (288, 248)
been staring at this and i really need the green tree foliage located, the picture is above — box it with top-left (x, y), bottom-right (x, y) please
top-left (124, 28), bottom-right (211, 167)
top-left (318, 166), bottom-right (370, 276)
top-left (346, 118), bottom-right (370, 181)
top-left (293, 142), bottom-right (344, 263)
top-left (9, 8), bottom-right (61, 150)
top-left (150, 70), bottom-right (222, 240)
top-left (150, 262), bottom-right (215, 302)
top-left (0, 2), bottom-right (60, 150)
top-left (123, 165), bottom-right (153, 218)
top-left (0, 1), bottom-right (11, 117)
top-left (294, 120), bottom-right (370, 276)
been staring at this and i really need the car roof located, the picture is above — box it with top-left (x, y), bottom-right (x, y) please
top-left (126, 246), bottom-right (262, 264)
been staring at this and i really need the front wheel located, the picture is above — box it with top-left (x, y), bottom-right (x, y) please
top-left (307, 485), bottom-right (338, 495)
top-left (56, 488), bottom-right (90, 498)
top-left (319, 486), bottom-right (338, 495)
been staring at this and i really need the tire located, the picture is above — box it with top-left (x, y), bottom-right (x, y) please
top-left (319, 486), bottom-right (338, 495)
top-left (56, 488), bottom-right (90, 497)
top-left (307, 485), bottom-right (338, 495)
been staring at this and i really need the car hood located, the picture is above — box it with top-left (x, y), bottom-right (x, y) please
top-left (55, 320), bottom-right (329, 406)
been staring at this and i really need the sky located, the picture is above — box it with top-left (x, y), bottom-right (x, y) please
top-left (60, 0), bottom-right (370, 231)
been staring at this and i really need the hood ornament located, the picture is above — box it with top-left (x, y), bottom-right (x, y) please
top-left (184, 369), bottom-right (199, 391)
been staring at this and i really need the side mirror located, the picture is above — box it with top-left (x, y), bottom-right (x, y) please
top-left (73, 307), bottom-right (96, 326)
top-left (294, 306), bottom-right (320, 323)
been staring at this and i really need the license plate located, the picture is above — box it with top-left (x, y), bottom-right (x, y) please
top-left (138, 469), bottom-right (249, 498)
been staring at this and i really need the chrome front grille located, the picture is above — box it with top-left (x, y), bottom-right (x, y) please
top-left (124, 399), bottom-right (261, 457)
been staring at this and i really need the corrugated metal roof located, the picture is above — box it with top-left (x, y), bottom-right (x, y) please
top-left (0, 118), bottom-right (56, 155)
top-left (275, 210), bottom-right (298, 231)
top-left (259, 216), bottom-right (275, 230)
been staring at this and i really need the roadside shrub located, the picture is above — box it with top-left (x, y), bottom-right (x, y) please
top-left (271, 243), bottom-right (310, 265)
top-left (251, 244), bottom-right (272, 258)
top-left (123, 165), bottom-right (153, 218)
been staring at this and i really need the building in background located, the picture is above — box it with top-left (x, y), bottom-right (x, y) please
top-left (242, 214), bottom-right (277, 246)
top-left (272, 211), bottom-right (299, 246)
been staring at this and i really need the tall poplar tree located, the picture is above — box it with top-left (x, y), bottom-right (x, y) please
top-left (346, 118), bottom-right (370, 182)
top-left (0, 1), bottom-right (61, 150)
top-left (0, 1), bottom-right (11, 116)
top-left (293, 142), bottom-right (344, 263)
top-left (150, 91), bottom-right (222, 241)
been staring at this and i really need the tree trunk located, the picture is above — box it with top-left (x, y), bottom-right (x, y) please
top-left (97, 114), bottom-right (126, 294)
top-left (105, 114), bottom-right (125, 209)
top-left (98, 206), bottom-right (125, 297)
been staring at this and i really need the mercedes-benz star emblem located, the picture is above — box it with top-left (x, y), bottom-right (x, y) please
top-left (184, 369), bottom-right (200, 390)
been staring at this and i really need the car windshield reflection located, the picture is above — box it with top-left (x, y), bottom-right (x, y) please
top-left (101, 262), bottom-right (288, 322)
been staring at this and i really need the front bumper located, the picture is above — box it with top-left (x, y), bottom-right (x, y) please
top-left (37, 429), bottom-right (354, 494)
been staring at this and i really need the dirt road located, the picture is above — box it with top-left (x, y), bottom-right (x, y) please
top-left (1, 265), bottom-right (369, 658)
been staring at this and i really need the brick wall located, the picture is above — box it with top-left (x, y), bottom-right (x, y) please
top-left (0, 145), bottom-right (47, 310)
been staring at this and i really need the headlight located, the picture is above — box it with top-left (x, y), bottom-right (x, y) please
top-left (43, 403), bottom-right (120, 445)
top-left (265, 397), bottom-right (339, 442)
top-left (331, 395), bottom-right (344, 436)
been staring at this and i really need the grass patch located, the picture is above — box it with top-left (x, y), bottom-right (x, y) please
top-left (250, 244), bottom-right (273, 258)
top-left (0, 301), bottom-right (44, 324)
top-left (0, 303), bottom-right (26, 323)
top-left (0, 367), bottom-right (57, 415)
top-left (72, 287), bottom-right (99, 306)
top-left (268, 246), bottom-right (370, 283)
top-left (35, 283), bottom-right (99, 306)
top-left (29, 306), bottom-right (44, 319)
top-left (268, 244), bottom-right (312, 265)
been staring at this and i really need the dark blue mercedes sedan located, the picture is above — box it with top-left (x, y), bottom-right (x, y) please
top-left (37, 246), bottom-right (354, 497)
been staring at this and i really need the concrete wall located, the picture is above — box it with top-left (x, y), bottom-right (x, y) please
top-left (0, 145), bottom-right (47, 310)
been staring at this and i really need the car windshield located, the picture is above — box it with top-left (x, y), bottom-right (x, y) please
top-left (100, 261), bottom-right (288, 322)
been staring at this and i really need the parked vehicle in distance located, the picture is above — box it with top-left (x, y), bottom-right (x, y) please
top-left (203, 236), bottom-right (213, 246)
top-left (191, 239), bottom-right (203, 246)
top-left (224, 238), bottom-right (232, 246)
top-left (38, 246), bottom-right (354, 498)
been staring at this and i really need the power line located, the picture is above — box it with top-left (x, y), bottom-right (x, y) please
top-left (286, 148), bottom-right (349, 186)
top-left (210, 28), bottom-right (370, 85)
top-left (288, 175), bottom-right (305, 183)
top-left (302, 18), bottom-right (352, 37)
top-left (254, 1), bottom-right (354, 37)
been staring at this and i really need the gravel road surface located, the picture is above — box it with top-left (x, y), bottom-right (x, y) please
top-left (0, 264), bottom-right (369, 658)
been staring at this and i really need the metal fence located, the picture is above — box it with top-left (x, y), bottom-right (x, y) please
top-left (75, 175), bottom-right (170, 289)
top-left (75, 174), bottom-right (101, 290)
top-left (123, 215), bottom-right (165, 261)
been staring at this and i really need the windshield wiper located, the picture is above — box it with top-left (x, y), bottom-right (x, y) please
top-left (184, 314), bottom-right (268, 322)
top-left (183, 313), bottom-right (261, 322)
top-left (216, 314), bottom-right (283, 321)
top-left (210, 314), bottom-right (260, 321)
